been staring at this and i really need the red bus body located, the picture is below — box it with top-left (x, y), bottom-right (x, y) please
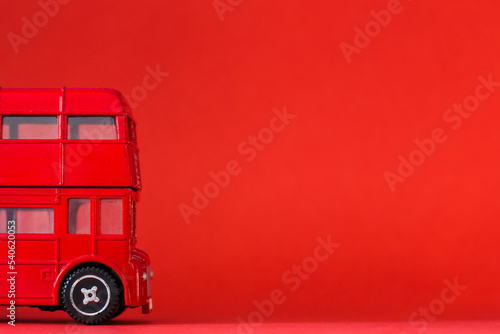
top-left (0, 88), bottom-right (151, 324)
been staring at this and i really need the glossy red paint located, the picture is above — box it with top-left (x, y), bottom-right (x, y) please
top-left (0, 88), bottom-right (151, 325)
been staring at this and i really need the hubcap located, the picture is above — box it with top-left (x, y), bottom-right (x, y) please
top-left (81, 286), bottom-right (100, 305)
top-left (70, 275), bottom-right (111, 316)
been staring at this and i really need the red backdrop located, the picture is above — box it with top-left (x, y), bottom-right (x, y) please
top-left (1, 0), bottom-right (500, 325)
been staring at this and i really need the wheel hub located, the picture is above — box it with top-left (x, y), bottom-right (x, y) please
top-left (70, 275), bottom-right (111, 316)
top-left (81, 286), bottom-right (100, 305)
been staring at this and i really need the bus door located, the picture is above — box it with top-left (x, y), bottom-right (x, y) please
top-left (59, 197), bottom-right (94, 262)
top-left (95, 197), bottom-right (129, 268)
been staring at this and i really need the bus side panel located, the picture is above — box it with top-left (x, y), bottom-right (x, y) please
top-left (0, 237), bottom-right (58, 301)
top-left (0, 144), bottom-right (62, 186)
top-left (0, 89), bottom-right (62, 112)
top-left (63, 144), bottom-right (129, 187)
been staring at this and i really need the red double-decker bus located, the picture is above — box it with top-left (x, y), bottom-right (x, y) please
top-left (0, 88), bottom-right (152, 325)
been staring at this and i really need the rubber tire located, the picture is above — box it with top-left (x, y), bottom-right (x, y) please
top-left (61, 266), bottom-right (121, 325)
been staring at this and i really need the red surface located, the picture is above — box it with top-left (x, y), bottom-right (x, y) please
top-left (1, 0), bottom-right (500, 327)
top-left (4, 321), bottom-right (500, 334)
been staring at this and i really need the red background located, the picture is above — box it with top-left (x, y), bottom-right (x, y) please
top-left (1, 0), bottom-right (500, 327)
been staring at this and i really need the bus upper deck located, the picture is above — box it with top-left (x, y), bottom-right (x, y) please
top-left (0, 88), bottom-right (141, 190)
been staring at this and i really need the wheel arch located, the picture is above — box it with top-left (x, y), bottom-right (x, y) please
top-left (54, 257), bottom-right (131, 306)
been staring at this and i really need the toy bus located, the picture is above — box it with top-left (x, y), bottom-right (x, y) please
top-left (0, 88), bottom-right (152, 325)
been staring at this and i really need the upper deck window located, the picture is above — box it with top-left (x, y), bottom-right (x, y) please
top-left (2, 116), bottom-right (58, 140)
top-left (68, 116), bottom-right (117, 140)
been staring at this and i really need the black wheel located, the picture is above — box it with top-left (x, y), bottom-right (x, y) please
top-left (61, 266), bottom-right (121, 325)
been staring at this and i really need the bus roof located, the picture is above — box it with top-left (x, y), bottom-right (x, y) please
top-left (0, 88), bottom-right (131, 116)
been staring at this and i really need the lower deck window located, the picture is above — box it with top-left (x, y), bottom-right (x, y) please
top-left (0, 208), bottom-right (54, 233)
top-left (100, 199), bottom-right (123, 234)
top-left (68, 199), bottom-right (91, 234)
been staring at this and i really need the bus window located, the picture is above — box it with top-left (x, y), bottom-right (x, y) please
top-left (0, 209), bottom-right (6, 232)
top-left (100, 199), bottom-right (122, 234)
top-left (0, 208), bottom-right (54, 233)
top-left (67, 116), bottom-right (117, 140)
top-left (2, 116), bottom-right (58, 139)
top-left (68, 199), bottom-right (91, 234)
